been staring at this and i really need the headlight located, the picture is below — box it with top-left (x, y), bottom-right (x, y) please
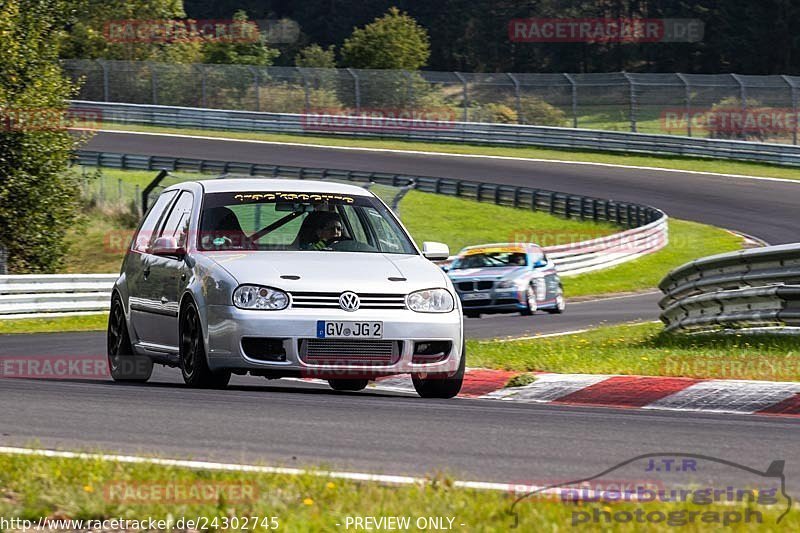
top-left (497, 280), bottom-right (515, 289)
top-left (232, 285), bottom-right (289, 310)
top-left (407, 288), bottom-right (454, 313)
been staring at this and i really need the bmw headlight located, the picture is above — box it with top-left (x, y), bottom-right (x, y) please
top-left (233, 285), bottom-right (289, 310)
top-left (407, 289), bottom-right (454, 313)
top-left (497, 280), bottom-right (515, 289)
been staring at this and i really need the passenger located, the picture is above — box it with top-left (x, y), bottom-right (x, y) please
top-left (297, 211), bottom-right (344, 250)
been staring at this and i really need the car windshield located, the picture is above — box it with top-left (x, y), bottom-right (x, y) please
top-left (450, 251), bottom-right (528, 269)
top-left (197, 191), bottom-right (417, 255)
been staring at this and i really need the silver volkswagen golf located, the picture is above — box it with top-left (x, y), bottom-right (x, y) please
top-left (107, 178), bottom-right (464, 398)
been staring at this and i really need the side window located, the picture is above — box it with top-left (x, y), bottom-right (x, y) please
top-left (133, 191), bottom-right (177, 253)
top-left (158, 191), bottom-right (194, 247)
top-left (367, 208), bottom-right (402, 252)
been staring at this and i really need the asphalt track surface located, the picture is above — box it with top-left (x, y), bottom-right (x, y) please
top-left (3, 130), bottom-right (800, 496)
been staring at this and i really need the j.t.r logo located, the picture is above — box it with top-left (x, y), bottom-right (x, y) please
top-left (339, 292), bottom-right (360, 311)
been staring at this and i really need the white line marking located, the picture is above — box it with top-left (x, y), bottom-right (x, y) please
top-left (95, 129), bottom-right (800, 185)
top-left (0, 446), bottom-right (539, 494)
top-left (643, 380), bottom-right (800, 414)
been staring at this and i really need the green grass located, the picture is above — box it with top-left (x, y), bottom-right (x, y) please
top-left (0, 314), bottom-right (108, 335)
top-left (399, 190), bottom-right (618, 254)
top-left (103, 122), bottom-right (800, 180)
top-left (469, 322), bottom-right (800, 381)
top-left (562, 219), bottom-right (743, 298)
top-left (1, 452), bottom-right (795, 531)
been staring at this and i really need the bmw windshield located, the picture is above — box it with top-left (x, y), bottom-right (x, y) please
top-left (450, 251), bottom-right (528, 270)
top-left (198, 191), bottom-right (417, 254)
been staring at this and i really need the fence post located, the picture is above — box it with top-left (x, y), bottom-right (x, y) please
top-left (252, 67), bottom-right (261, 112)
top-left (623, 72), bottom-right (637, 133)
top-left (347, 68), bottom-right (361, 113)
top-left (563, 73), bottom-right (578, 128)
top-left (782, 75), bottom-right (797, 145)
top-left (199, 64), bottom-right (207, 108)
top-left (149, 62), bottom-right (158, 105)
top-left (676, 73), bottom-right (692, 137)
top-left (731, 73), bottom-right (747, 139)
top-left (297, 67), bottom-right (310, 114)
top-left (0, 244), bottom-right (7, 275)
top-left (454, 72), bottom-right (468, 122)
top-left (100, 60), bottom-right (110, 102)
top-left (403, 70), bottom-right (414, 105)
top-left (507, 73), bottom-right (522, 124)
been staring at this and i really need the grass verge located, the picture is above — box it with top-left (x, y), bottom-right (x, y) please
top-left (562, 219), bottom-right (742, 298)
top-left (469, 322), bottom-right (800, 381)
top-left (0, 452), bottom-right (794, 531)
top-left (101, 122), bottom-right (800, 181)
top-left (0, 314), bottom-right (108, 335)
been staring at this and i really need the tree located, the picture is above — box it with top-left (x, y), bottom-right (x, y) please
top-left (200, 10), bottom-right (280, 66)
top-left (341, 7), bottom-right (430, 70)
top-left (295, 44), bottom-right (337, 68)
top-left (0, 0), bottom-right (82, 272)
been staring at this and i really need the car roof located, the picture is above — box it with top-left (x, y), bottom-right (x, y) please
top-left (170, 178), bottom-right (375, 196)
top-left (459, 242), bottom-right (543, 252)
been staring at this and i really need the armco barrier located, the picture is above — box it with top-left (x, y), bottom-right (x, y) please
top-left (76, 148), bottom-right (668, 279)
top-left (659, 244), bottom-right (800, 333)
top-left (0, 274), bottom-right (116, 317)
top-left (3, 152), bottom-right (667, 318)
top-left (75, 100), bottom-right (800, 166)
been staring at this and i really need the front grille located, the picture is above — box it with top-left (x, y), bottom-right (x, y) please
top-left (457, 281), bottom-right (494, 291)
top-left (299, 339), bottom-right (402, 366)
top-left (290, 292), bottom-right (406, 310)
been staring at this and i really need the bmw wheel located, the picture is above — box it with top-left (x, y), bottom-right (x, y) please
top-left (412, 345), bottom-right (465, 399)
top-left (180, 301), bottom-right (230, 389)
top-left (520, 285), bottom-right (537, 316)
top-left (546, 286), bottom-right (566, 314)
top-left (107, 296), bottom-right (153, 382)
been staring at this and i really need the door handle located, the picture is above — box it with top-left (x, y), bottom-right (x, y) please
top-left (143, 267), bottom-right (151, 280)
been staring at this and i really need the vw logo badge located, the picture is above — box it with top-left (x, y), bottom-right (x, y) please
top-left (339, 291), bottom-right (360, 312)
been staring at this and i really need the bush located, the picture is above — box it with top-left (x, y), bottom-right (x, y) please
top-left (469, 103), bottom-right (518, 124)
top-left (515, 95), bottom-right (568, 126)
top-left (706, 96), bottom-right (781, 141)
top-left (257, 83), bottom-right (343, 113)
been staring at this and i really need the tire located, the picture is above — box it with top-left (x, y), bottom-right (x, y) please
top-left (180, 300), bottom-right (230, 389)
top-left (412, 345), bottom-right (465, 399)
top-left (520, 285), bottom-right (537, 316)
top-left (546, 287), bottom-right (566, 314)
top-left (107, 296), bottom-right (153, 382)
top-left (328, 379), bottom-right (369, 392)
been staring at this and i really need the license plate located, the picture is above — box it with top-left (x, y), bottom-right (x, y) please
top-left (462, 293), bottom-right (490, 301)
top-left (316, 321), bottom-right (383, 339)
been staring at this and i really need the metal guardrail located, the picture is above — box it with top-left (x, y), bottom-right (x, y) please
top-left (75, 100), bottom-right (800, 166)
top-left (1, 150), bottom-right (667, 318)
top-left (63, 60), bottom-right (800, 144)
top-left (659, 244), bottom-right (800, 333)
top-left (0, 274), bottom-right (116, 317)
top-left (75, 149), bottom-right (668, 279)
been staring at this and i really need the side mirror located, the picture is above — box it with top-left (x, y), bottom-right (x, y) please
top-left (533, 258), bottom-right (547, 268)
top-left (422, 241), bottom-right (450, 261)
top-left (151, 236), bottom-right (186, 258)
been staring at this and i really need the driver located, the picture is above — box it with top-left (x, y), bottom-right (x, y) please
top-left (298, 211), bottom-right (344, 250)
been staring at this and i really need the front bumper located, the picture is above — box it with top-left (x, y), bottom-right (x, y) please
top-left (456, 287), bottom-right (527, 311)
top-left (202, 304), bottom-right (463, 377)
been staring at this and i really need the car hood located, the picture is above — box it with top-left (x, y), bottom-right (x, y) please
top-left (203, 251), bottom-right (449, 293)
top-left (448, 266), bottom-right (524, 280)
